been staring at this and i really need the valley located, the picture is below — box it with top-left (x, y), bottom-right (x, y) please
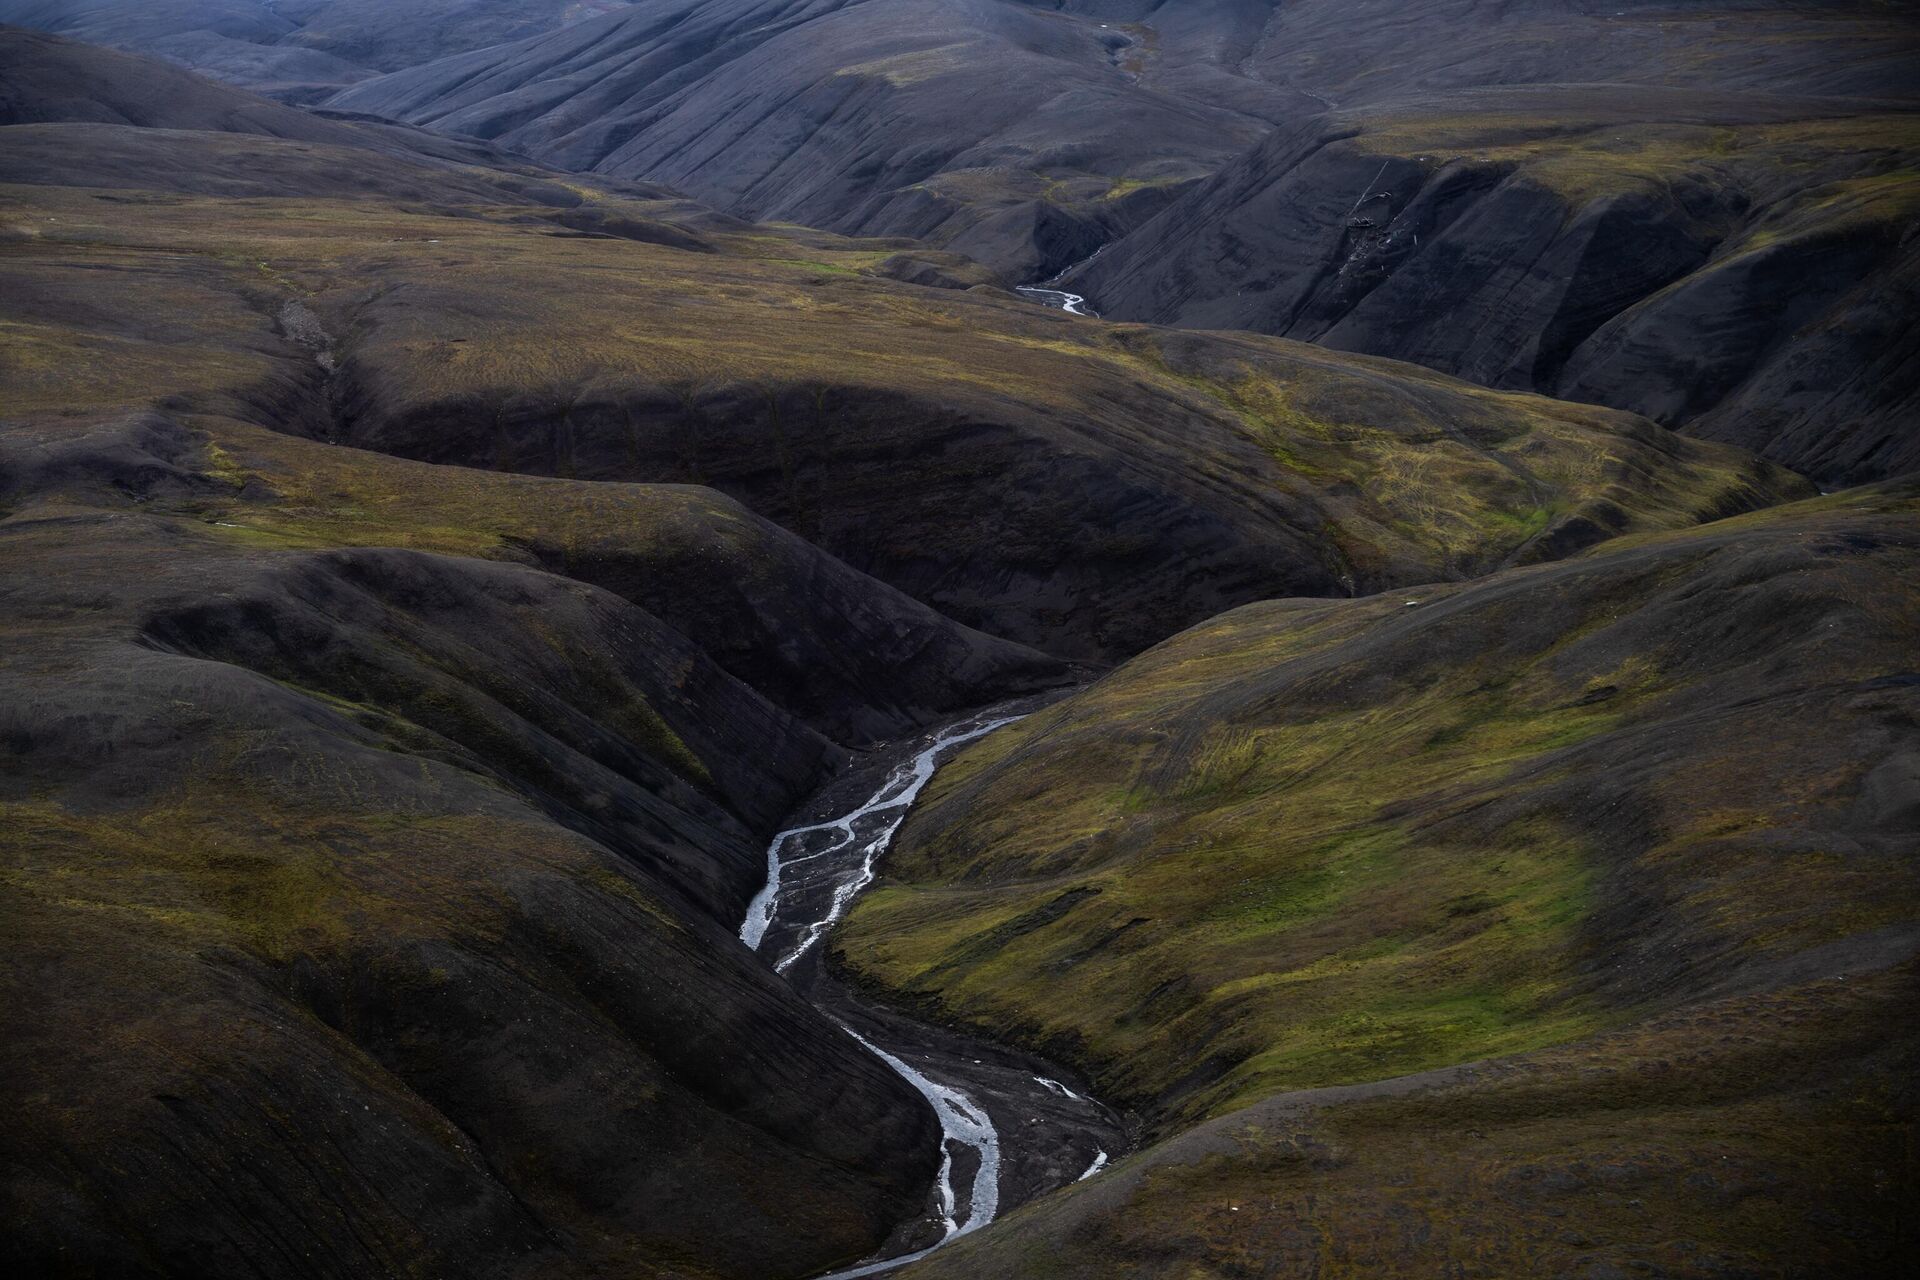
top-left (741, 706), bottom-right (1124, 1276)
top-left (0, 6), bottom-right (1916, 1278)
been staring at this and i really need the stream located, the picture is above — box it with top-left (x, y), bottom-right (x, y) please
top-left (1015, 285), bottom-right (1097, 316)
top-left (1014, 244), bottom-right (1108, 317)
top-left (740, 706), bottom-right (1124, 1277)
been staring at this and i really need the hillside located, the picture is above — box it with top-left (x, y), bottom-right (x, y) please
top-left (837, 479), bottom-right (1920, 1276)
top-left (1069, 90), bottom-right (1920, 482)
top-left (1, 31), bottom-right (1809, 665)
top-left (7, 4), bottom-right (1913, 478)
top-left (321, 0), bottom-right (1916, 281)
top-left (0, 0), bottom-right (633, 97)
top-left (1, 17), bottom-right (1915, 1280)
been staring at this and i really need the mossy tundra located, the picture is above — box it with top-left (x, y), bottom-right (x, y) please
top-left (2, 18), bottom-right (1916, 1280)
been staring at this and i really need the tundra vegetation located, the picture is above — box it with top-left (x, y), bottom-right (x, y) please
top-left (0, 7), bottom-right (1915, 1279)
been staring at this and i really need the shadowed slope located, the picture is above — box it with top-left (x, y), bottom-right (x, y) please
top-left (1070, 90), bottom-right (1920, 482)
top-left (2, 410), bottom-right (1074, 745)
top-left (0, 1), bottom-right (635, 97)
top-left (0, 503), bottom-right (953, 1279)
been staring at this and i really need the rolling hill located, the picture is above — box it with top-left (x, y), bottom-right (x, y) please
top-left (1, 15), bottom-right (1915, 1280)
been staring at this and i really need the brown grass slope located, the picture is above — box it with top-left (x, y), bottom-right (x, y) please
top-left (834, 481), bottom-right (1920, 1277)
top-left (1, 70), bottom-right (1807, 662)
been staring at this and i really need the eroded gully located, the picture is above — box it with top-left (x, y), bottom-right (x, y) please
top-left (739, 704), bottom-right (1126, 1278)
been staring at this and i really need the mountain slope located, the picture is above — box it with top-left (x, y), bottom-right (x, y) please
top-left (1068, 89), bottom-right (1920, 483)
top-left (0, 0), bottom-right (634, 96)
top-left (322, 0), bottom-right (1296, 280)
top-left (312, 0), bottom-right (1920, 479)
top-left (1, 36), bottom-right (1811, 666)
top-left (0, 453), bottom-right (957, 1280)
top-left (0, 23), bottom-right (653, 194)
top-left (835, 480), bottom-right (1920, 1277)
top-left (13, 3), bottom-right (1910, 471)
top-left (317, 0), bottom-right (1916, 280)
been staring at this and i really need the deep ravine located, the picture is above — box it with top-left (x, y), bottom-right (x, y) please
top-left (739, 706), bottom-right (1125, 1278)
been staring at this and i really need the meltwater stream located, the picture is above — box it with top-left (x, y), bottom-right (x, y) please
top-left (740, 712), bottom-right (1029, 1276)
top-left (737, 717), bottom-right (1121, 1274)
top-left (1015, 285), bottom-right (1097, 316)
top-left (740, 715), bottom-right (1020, 970)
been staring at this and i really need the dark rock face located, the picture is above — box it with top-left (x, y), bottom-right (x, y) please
top-left (328, 367), bottom-right (1338, 664)
top-left (1563, 211), bottom-right (1920, 484)
top-left (541, 508), bottom-right (1075, 747)
top-left (1071, 98), bottom-right (1920, 482)
top-left (0, 403), bottom-right (1075, 748)
top-left (315, 306), bottom-right (1801, 667)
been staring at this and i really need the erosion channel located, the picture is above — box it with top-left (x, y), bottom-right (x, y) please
top-left (739, 704), bottom-right (1126, 1277)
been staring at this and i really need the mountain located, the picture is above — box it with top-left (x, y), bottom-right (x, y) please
top-left (2, 33), bottom-right (1809, 667)
top-left (321, 0), bottom-right (1916, 272)
top-left (8, 4), bottom-right (1914, 477)
top-left (0, 0), bottom-right (634, 97)
top-left (319, 0), bottom-right (1299, 281)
